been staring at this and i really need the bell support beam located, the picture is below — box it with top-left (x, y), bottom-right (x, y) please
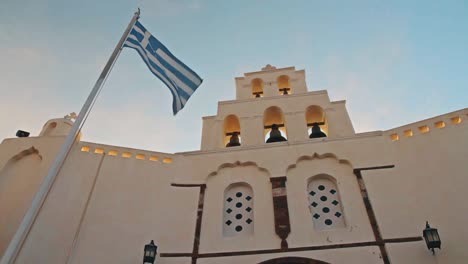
top-left (225, 131), bottom-right (241, 136)
top-left (264, 124), bottom-right (285, 129)
top-left (306, 122), bottom-right (325, 127)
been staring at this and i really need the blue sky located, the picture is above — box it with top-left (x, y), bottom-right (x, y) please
top-left (0, 0), bottom-right (466, 153)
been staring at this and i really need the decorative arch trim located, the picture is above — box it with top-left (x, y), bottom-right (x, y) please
top-left (286, 152), bottom-right (353, 172)
top-left (307, 173), bottom-right (337, 183)
top-left (258, 256), bottom-right (330, 264)
top-left (207, 161), bottom-right (270, 179)
top-left (4, 147), bottom-right (42, 166)
top-left (0, 147), bottom-right (43, 180)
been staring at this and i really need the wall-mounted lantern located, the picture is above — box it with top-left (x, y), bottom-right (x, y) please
top-left (16, 130), bottom-right (30, 137)
top-left (143, 240), bottom-right (158, 264)
top-left (423, 221), bottom-right (441, 254)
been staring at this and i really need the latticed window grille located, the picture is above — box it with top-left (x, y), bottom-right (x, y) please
top-left (308, 176), bottom-right (345, 230)
top-left (223, 183), bottom-right (254, 236)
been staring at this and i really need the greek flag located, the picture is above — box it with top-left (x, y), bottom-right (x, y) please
top-left (124, 21), bottom-right (203, 114)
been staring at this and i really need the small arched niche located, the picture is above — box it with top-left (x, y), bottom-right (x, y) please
top-left (223, 115), bottom-right (241, 147)
top-left (305, 105), bottom-right (328, 138)
top-left (251, 78), bottom-right (264, 98)
top-left (39, 118), bottom-right (75, 138)
top-left (42, 122), bottom-right (57, 137)
top-left (277, 75), bottom-right (291, 95)
top-left (263, 106), bottom-right (287, 143)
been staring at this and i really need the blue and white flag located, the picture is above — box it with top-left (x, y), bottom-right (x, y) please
top-left (124, 21), bottom-right (203, 114)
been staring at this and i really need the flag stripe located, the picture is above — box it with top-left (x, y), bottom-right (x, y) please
top-left (124, 40), bottom-right (184, 111)
top-left (154, 51), bottom-right (199, 89)
top-left (124, 40), bottom-right (183, 112)
top-left (150, 53), bottom-right (195, 96)
top-left (128, 36), bottom-right (196, 99)
top-left (143, 37), bottom-right (199, 91)
top-left (126, 35), bottom-right (193, 98)
top-left (129, 29), bottom-right (144, 42)
top-left (156, 49), bottom-right (202, 86)
top-left (133, 22), bottom-right (146, 36)
top-left (124, 20), bottom-right (202, 114)
top-left (155, 41), bottom-right (202, 84)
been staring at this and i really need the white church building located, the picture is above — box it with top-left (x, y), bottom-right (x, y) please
top-left (0, 65), bottom-right (467, 264)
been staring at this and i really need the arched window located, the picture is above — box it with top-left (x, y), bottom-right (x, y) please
top-left (223, 183), bottom-right (254, 236)
top-left (224, 115), bottom-right (241, 147)
top-left (277, 75), bottom-right (291, 95)
top-left (251, 78), bottom-right (264, 98)
top-left (263, 106), bottom-right (287, 143)
top-left (305, 106), bottom-right (328, 138)
top-left (307, 175), bottom-right (345, 230)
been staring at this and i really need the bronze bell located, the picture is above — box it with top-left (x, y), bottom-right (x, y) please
top-left (309, 123), bottom-right (327, 138)
top-left (226, 132), bottom-right (241, 147)
top-left (266, 124), bottom-right (287, 143)
top-left (279, 88), bottom-right (290, 95)
top-left (253, 92), bottom-right (262, 98)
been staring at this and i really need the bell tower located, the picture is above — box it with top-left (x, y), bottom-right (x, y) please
top-left (200, 65), bottom-right (355, 150)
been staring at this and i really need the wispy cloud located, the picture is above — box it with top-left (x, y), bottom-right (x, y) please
top-left (319, 31), bottom-right (411, 132)
top-left (0, 45), bottom-right (70, 140)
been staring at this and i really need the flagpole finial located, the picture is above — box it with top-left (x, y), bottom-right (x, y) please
top-left (135, 8), bottom-right (140, 18)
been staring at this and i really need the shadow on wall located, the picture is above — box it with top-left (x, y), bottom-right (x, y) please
top-left (0, 147), bottom-right (42, 256)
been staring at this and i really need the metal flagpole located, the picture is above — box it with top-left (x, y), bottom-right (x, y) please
top-left (0, 9), bottom-right (140, 264)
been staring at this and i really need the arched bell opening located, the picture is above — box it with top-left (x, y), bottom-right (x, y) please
top-left (277, 75), bottom-right (291, 95)
top-left (251, 78), bottom-right (264, 98)
top-left (263, 106), bottom-right (287, 143)
top-left (224, 115), bottom-right (241, 147)
top-left (305, 105), bottom-right (328, 138)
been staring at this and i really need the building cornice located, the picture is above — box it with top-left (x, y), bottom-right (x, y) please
top-left (218, 90), bottom-right (329, 106)
top-left (241, 66), bottom-right (296, 77)
top-left (177, 131), bottom-right (383, 156)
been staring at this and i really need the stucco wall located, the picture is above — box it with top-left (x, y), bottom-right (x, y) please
top-left (0, 136), bottom-right (64, 257)
top-left (0, 104), bottom-right (466, 264)
top-left (365, 110), bottom-right (468, 263)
